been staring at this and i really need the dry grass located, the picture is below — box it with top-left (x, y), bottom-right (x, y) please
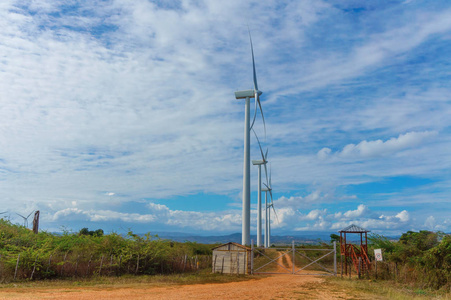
top-left (326, 276), bottom-right (451, 300)
top-left (0, 271), bottom-right (258, 290)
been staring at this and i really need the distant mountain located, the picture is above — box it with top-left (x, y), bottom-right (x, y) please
top-left (153, 232), bottom-right (336, 245)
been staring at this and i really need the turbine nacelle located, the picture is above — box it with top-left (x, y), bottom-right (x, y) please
top-left (252, 159), bottom-right (267, 166)
top-left (235, 89), bottom-right (262, 99)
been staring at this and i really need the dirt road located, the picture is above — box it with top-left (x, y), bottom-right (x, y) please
top-left (0, 252), bottom-right (380, 300)
top-left (0, 274), bottom-right (383, 300)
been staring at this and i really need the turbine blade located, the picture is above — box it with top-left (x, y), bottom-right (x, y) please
top-left (257, 95), bottom-right (267, 139)
top-left (250, 96), bottom-right (258, 130)
top-left (272, 205), bottom-right (279, 224)
top-left (269, 163), bottom-right (272, 187)
top-left (252, 129), bottom-right (266, 163)
top-left (248, 28), bottom-right (258, 91)
top-left (16, 213), bottom-right (25, 219)
top-left (252, 128), bottom-right (269, 185)
top-left (27, 211), bottom-right (34, 218)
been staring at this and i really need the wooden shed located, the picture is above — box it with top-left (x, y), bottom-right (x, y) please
top-left (212, 242), bottom-right (252, 274)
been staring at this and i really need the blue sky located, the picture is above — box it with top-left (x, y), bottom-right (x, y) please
top-left (0, 0), bottom-right (450, 236)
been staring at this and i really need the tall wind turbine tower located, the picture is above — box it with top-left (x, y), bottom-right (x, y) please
top-left (235, 31), bottom-right (265, 245)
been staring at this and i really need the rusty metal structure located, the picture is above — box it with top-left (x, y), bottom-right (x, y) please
top-left (339, 224), bottom-right (371, 275)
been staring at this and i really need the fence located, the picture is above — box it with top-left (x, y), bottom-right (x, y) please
top-left (0, 252), bottom-right (211, 281)
top-left (252, 241), bottom-right (337, 275)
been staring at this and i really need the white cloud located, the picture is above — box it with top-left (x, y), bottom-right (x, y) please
top-left (319, 131), bottom-right (438, 160)
top-left (396, 210), bottom-right (410, 222)
top-left (0, 1), bottom-right (450, 235)
top-left (343, 204), bottom-right (370, 219)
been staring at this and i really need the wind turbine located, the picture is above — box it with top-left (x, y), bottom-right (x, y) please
top-left (252, 130), bottom-right (268, 247)
top-left (235, 31), bottom-right (265, 245)
top-left (263, 165), bottom-right (278, 248)
top-left (16, 211), bottom-right (34, 228)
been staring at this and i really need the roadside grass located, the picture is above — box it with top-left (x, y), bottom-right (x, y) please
top-left (326, 277), bottom-right (451, 300)
top-left (0, 270), bottom-right (262, 290)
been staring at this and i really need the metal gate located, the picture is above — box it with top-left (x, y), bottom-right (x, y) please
top-left (251, 241), bottom-right (337, 275)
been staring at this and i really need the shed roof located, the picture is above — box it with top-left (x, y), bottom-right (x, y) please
top-left (212, 242), bottom-right (251, 251)
top-left (339, 224), bottom-right (370, 233)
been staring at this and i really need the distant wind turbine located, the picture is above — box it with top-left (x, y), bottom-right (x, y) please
top-left (263, 165), bottom-right (278, 248)
top-left (235, 30), bottom-right (266, 245)
top-left (16, 211), bottom-right (34, 228)
top-left (252, 129), bottom-right (268, 247)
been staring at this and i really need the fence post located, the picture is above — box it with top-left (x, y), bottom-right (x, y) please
top-left (61, 252), bottom-right (68, 276)
top-left (340, 252), bottom-right (343, 278)
top-left (14, 254), bottom-right (20, 280)
top-left (292, 240), bottom-right (295, 274)
top-left (251, 240), bottom-right (254, 275)
top-left (46, 255), bottom-right (52, 273)
top-left (86, 254), bottom-right (92, 276)
top-left (119, 255), bottom-right (122, 275)
top-left (99, 255), bottom-right (104, 275)
top-left (237, 253), bottom-right (239, 275)
top-left (213, 255), bottom-right (217, 273)
top-left (135, 254), bottom-right (139, 275)
top-left (333, 241), bottom-right (337, 276)
top-left (74, 255), bottom-right (80, 277)
top-left (183, 255), bottom-right (187, 272)
top-left (30, 255), bottom-right (39, 280)
top-left (375, 260), bottom-right (377, 280)
top-left (221, 256), bottom-right (224, 274)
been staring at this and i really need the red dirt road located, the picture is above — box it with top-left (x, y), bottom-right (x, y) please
top-left (0, 253), bottom-right (381, 299)
top-left (0, 275), bottom-right (378, 300)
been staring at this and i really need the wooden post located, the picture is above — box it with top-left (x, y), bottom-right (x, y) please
top-left (61, 252), bottom-right (68, 276)
top-left (251, 242), bottom-right (254, 275)
top-left (46, 255), bottom-right (52, 273)
top-left (183, 255), bottom-right (187, 272)
top-left (30, 255), bottom-right (38, 280)
top-left (135, 254), bottom-right (140, 275)
top-left (14, 254), bottom-right (20, 280)
top-left (87, 254), bottom-right (92, 276)
top-left (292, 240), bottom-right (295, 274)
top-left (213, 255), bottom-right (217, 273)
top-left (375, 260), bottom-right (377, 280)
top-left (119, 255), bottom-right (122, 275)
top-left (221, 256), bottom-right (224, 274)
top-left (74, 255), bottom-right (80, 276)
top-left (99, 255), bottom-right (104, 275)
top-left (110, 255), bottom-right (113, 275)
top-left (334, 241), bottom-right (337, 276)
top-left (237, 253), bottom-right (240, 275)
top-left (395, 262), bottom-right (398, 281)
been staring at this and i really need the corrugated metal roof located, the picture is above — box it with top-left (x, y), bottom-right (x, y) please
top-left (339, 224), bottom-right (370, 233)
top-left (212, 242), bottom-right (251, 251)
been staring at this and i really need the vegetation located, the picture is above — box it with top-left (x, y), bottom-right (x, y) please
top-left (366, 230), bottom-right (450, 291)
top-left (0, 219), bottom-right (213, 282)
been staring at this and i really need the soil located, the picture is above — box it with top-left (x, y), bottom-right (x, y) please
top-left (0, 253), bottom-right (384, 299)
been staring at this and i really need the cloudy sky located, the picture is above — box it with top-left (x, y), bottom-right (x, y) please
top-left (1, 0), bottom-right (450, 237)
